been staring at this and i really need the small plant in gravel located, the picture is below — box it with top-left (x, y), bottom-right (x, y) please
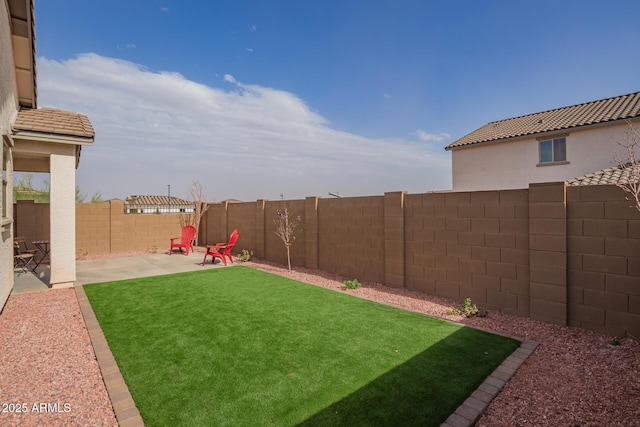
top-left (238, 249), bottom-right (253, 262)
top-left (447, 298), bottom-right (480, 317)
top-left (343, 278), bottom-right (361, 290)
top-left (611, 336), bottom-right (623, 346)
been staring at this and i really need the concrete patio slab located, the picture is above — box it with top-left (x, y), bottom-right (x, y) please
top-left (12, 250), bottom-right (227, 294)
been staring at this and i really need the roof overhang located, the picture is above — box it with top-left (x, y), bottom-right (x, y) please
top-left (9, 0), bottom-right (37, 109)
top-left (446, 116), bottom-right (640, 151)
top-left (11, 108), bottom-right (95, 171)
top-left (11, 137), bottom-right (87, 172)
top-left (12, 130), bottom-right (94, 146)
top-left (446, 91), bottom-right (640, 151)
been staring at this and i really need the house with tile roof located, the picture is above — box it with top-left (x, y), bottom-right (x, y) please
top-left (2, 0), bottom-right (95, 309)
top-left (445, 91), bottom-right (640, 191)
top-left (124, 195), bottom-right (195, 214)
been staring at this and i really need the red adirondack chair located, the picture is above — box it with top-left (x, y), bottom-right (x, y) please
top-left (202, 229), bottom-right (239, 266)
top-left (170, 225), bottom-right (197, 255)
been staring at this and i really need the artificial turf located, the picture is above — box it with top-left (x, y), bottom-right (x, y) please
top-left (84, 266), bottom-right (520, 426)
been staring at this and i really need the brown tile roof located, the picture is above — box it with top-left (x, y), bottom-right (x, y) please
top-left (13, 108), bottom-right (95, 139)
top-left (446, 91), bottom-right (640, 150)
top-left (567, 163), bottom-right (639, 186)
top-left (125, 195), bottom-right (192, 206)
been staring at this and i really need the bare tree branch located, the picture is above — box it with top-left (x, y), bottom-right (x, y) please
top-left (273, 196), bottom-right (303, 271)
top-left (179, 179), bottom-right (209, 246)
top-left (614, 121), bottom-right (640, 212)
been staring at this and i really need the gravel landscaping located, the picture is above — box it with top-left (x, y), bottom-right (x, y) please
top-left (0, 289), bottom-right (117, 426)
top-left (1, 255), bottom-right (638, 426)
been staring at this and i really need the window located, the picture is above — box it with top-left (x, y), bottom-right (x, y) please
top-left (1, 161), bottom-right (7, 219)
top-left (539, 137), bottom-right (567, 164)
top-left (2, 134), bottom-right (12, 226)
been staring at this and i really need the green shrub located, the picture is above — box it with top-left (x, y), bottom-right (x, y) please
top-left (447, 298), bottom-right (480, 318)
top-left (238, 249), bottom-right (253, 262)
top-left (343, 278), bottom-right (361, 290)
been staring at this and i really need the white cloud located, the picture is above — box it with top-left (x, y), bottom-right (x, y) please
top-left (245, 48), bottom-right (253, 53)
top-left (250, 24), bottom-right (257, 31)
top-left (37, 54), bottom-right (451, 201)
top-left (160, 7), bottom-right (169, 13)
top-left (116, 43), bottom-right (136, 51)
top-left (414, 130), bottom-right (451, 142)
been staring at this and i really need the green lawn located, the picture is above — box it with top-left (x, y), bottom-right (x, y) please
top-left (84, 266), bottom-right (519, 427)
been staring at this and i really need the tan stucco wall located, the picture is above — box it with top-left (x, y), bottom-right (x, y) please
top-left (451, 122), bottom-right (634, 191)
top-left (0, 1), bottom-right (19, 311)
top-left (0, 2), bottom-right (18, 125)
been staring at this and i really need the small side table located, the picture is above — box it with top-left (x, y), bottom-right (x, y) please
top-left (33, 240), bottom-right (50, 269)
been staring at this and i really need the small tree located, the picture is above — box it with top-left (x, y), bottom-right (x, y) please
top-left (13, 173), bottom-right (102, 203)
top-left (90, 191), bottom-right (104, 203)
top-left (614, 122), bottom-right (640, 212)
top-left (179, 179), bottom-right (209, 246)
top-left (273, 196), bottom-right (303, 271)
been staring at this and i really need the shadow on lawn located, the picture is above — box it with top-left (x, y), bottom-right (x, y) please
top-left (297, 327), bottom-right (519, 427)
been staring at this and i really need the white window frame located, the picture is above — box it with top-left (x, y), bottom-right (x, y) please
top-left (537, 136), bottom-right (569, 166)
top-left (1, 128), bottom-right (14, 228)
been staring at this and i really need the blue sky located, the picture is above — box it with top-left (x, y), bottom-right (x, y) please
top-left (31, 0), bottom-right (640, 201)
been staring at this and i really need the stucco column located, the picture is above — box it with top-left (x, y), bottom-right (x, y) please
top-left (49, 153), bottom-right (76, 288)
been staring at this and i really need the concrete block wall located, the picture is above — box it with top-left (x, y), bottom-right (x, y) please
top-left (15, 183), bottom-right (640, 338)
top-left (264, 199), bottom-right (307, 268)
top-left (75, 200), bottom-right (186, 255)
top-left (528, 182), bottom-right (567, 326)
top-left (14, 200), bottom-right (50, 248)
top-left (317, 196), bottom-right (384, 282)
top-left (305, 197), bottom-right (320, 269)
top-left (76, 201), bottom-right (110, 255)
top-left (227, 201), bottom-right (257, 253)
top-left (404, 189), bottom-right (530, 317)
top-left (384, 192), bottom-right (406, 288)
top-left (201, 203), bottom-right (228, 249)
top-left (567, 185), bottom-right (640, 338)
top-left (119, 210), bottom-right (184, 253)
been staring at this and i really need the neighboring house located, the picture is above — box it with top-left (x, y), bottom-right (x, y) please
top-left (124, 195), bottom-right (194, 214)
top-left (1, 0), bottom-right (95, 310)
top-left (446, 91), bottom-right (640, 191)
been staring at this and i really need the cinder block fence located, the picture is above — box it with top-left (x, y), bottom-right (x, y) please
top-left (14, 182), bottom-right (640, 338)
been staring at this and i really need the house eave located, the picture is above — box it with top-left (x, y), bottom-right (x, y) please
top-left (9, 0), bottom-right (37, 109)
top-left (12, 130), bottom-right (94, 146)
top-left (446, 116), bottom-right (640, 151)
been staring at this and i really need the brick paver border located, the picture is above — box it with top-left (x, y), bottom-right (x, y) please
top-left (441, 339), bottom-right (539, 427)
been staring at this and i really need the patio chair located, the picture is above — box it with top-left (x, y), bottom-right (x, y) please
top-left (202, 229), bottom-right (239, 266)
top-left (14, 237), bottom-right (38, 257)
top-left (170, 225), bottom-right (197, 256)
top-left (14, 240), bottom-right (36, 274)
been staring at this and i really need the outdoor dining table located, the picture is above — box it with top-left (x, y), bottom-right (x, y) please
top-left (32, 240), bottom-right (50, 269)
